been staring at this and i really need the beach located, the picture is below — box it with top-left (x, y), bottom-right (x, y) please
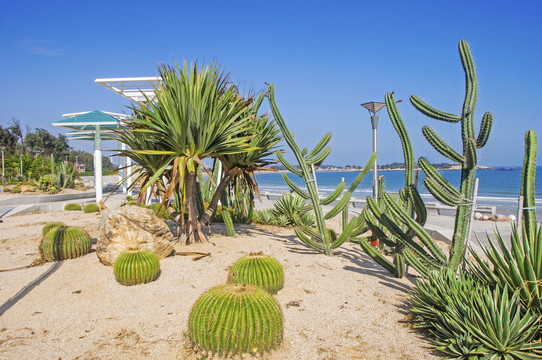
top-left (0, 209), bottom-right (441, 360)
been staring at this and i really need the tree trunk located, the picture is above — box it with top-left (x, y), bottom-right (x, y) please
top-left (184, 171), bottom-right (207, 244)
top-left (199, 167), bottom-right (239, 225)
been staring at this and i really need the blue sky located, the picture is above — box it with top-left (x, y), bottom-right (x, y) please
top-left (1, 0), bottom-right (541, 166)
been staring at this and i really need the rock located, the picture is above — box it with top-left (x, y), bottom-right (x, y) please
top-left (509, 214), bottom-right (517, 222)
top-left (21, 185), bottom-right (36, 193)
top-left (96, 205), bottom-right (175, 266)
top-left (103, 197), bottom-right (126, 209)
top-left (482, 215), bottom-right (490, 221)
top-left (474, 212), bottom-right (482, 220)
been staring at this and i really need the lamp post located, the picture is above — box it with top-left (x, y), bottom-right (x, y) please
top-left (361, 101), bottom-right (386, 199)
top-left (1, 146), bottom-right (5, 192)
top-left (20, 152), bottom-right (23, 178)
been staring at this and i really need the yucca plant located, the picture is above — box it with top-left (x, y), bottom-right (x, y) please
top-left (411, 269), bottom-right (542, 359)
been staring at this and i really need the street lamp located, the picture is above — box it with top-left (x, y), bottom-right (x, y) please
top-left (1, 146), bottom-right (5, 192)
top-left (361, 101), bottom-right (386, 199)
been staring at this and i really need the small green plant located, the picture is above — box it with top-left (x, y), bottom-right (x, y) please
top-left (272, 193), bottom-right (313, 227)
top-left (228, 253), bottom-right (284, 294)
top-left (253, 209), bottom-right (275, 225)
top-left (48, 186), bottom-right (58, 195)
top-left (189, 284), bottom-right (283, 357)
top-left (411, 270), bottom-right (542, 359)
top-left (64, 203), bottom-right (82, 211)
top-left (274, 214), bottom-right (289, 227)
top-left (125, 195), bottom-right (133, 201)
top-left (83, 203), bottom-right (100, 213)
top-left (40, 226), bottom-right (92, 261)
top-left (114, 249), bottom-right (160, 286)
top-left (42, 222), bottom-right (66, 236)
top-left (11, 186), bottom-right (21, 194)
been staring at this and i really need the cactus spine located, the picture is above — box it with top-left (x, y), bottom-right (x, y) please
top-left (268, 83), bottom-right (375, 255)
top-left (521, 130), bottom-right (537, 237)
top-left (189, 284), bottom-right (283, 356)
top-left (228, 253), bottom-right (284, 294)
top-left (41, 226), bottom-right (91, 261)
top-left (114, 249), bottom-right (160, 286)
top-left (410, 40), bottom-right (493, 270)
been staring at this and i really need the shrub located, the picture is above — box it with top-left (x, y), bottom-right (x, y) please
top-left (272, 193), bottom-right (312, 226)
top-left (64, 203), bottom-right (82, 211)
top-left (253, 209), bottom-right (275, 225)
top-left (11, 186), bottom-right (21, 194)
top-left (189, 284), bottom-right (283, 357)
top-left (410, 269), bottom-right (542, 359)
top-left (228, 253), bottom-right (284, 294)
top-left (114, 250), bottom-right (160, 286)
top-left (83, 203), bottom-right (100, 213)
top-left (40, 226), bottom-right (91, 261)
top-left (48, 186), bottom-right (58, 195)
top-left (125, 195), bottom-right (133, 201)
top-left (42, 222), bottom-right (66, 236)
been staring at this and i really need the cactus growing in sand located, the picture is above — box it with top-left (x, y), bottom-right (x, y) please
top-left (42, 222), bottom-right (66, 236)
top-left (41, 226), bottom-right (91, 261)
top-left (408, 39), bottom-right (493, 270)
top-left (64, 203), bottom-right (82, 211)
top-left (267, 83), bottom-right (376, 255)
top-left (114, 249), bottom-right (160, 286)
top-left (228, 253), bottom-right (284, 294)
top-left (83, 203), bottom-right (100, 213)
top-left (189, 284), bottom-right (283, 356)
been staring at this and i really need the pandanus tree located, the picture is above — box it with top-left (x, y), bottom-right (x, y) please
top-left (119, 61), bottom-right (278, 244)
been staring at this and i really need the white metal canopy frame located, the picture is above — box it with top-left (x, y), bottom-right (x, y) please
top-left (95, 77), bottom-right (162, 103)
top-left (52, 110), bottom-right (132, 203)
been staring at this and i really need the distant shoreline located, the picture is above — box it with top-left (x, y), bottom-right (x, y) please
top-left (256, 165), bottom-right (494, 173)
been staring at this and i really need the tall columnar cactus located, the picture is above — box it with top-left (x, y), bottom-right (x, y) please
top-left (228, 253), bottom-right (284, 294)
top-left (520, 130), bottom-right (537, 237)
top-left (220, 190), bottom-right (235, 237)
top-left (189, 284), bottom-right (283, 357)
top-left (410, 40), bottom-right (492, 270)
top-left (267, 83), bottom-right (376, 255)
top-left (114, 249), bottom-right (160, 286)
top-left (359, 92), bottom-right (437, 277)
top-left (41, 226), bottom-right (92, 261)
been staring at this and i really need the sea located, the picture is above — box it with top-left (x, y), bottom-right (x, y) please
top-left (254, 167), bottom-right (542, 216)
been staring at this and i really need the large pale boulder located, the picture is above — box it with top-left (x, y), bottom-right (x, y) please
top-left (97, 205), bottom-right (175, 266)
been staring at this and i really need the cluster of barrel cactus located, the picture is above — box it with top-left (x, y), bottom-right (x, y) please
top-left (40, 225), bottom-right (92, 261)
top-left (268, 83), bottom-right (376, 255)
top-left (189, 253), bottom-right (284, 356)
top-left (113, 249), bottom-right (160, 286)
top-left (42, 222), bottom-right (66, 236)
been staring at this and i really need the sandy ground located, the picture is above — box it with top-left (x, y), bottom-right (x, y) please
top-left (0, 210), bottom-right (440, 360)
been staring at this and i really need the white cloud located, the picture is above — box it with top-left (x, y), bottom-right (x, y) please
top-left (21, 39), bottom-right (64, 56)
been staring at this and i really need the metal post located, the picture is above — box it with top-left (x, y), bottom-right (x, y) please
top-left (94, 125), bottom-right (103, 203)
top-left (120, 142), bottom-right (127, 194)
top-left (20, 154), bottom-right (23, 177)
top-left (371, 115), bottom-right (379, 199)
top-left (1, 148), bottom-right (4, 192)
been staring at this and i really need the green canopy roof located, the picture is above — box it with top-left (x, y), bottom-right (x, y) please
top-left (52, 110), bottom-right (125, 131)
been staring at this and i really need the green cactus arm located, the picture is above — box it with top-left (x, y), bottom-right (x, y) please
top-left (383, 193), bottom-right (447, 263)
top-left (422, 126), bottom-right (464, 164)
top-left (521, 130), bottom-right (537, 237)
top-left (358, 238), bottom-right (397, 274)
top-left (276, 151), bottom-right (303, 177)
top-left (294, 228), bottom-right (324, 251)
top-left (362, 210), bottom-right (397, 248)
top-left (476, 112), bottom-right (493, 148)
top-left (459, 39), bottom-right (477, 139)
top-left (346, 152), bottom-right (377, 194)
top-left (331, 218), bottom-right (357, 249)
top-left (324, 193), bottom-right (351, 220)
top-left (419, 157), bottom-right (461, 205)
top-left (464, 138), bottom-right (477, 169)
top-left (402, 249), bottom-right (432, 278)
top-left (386, 92), bottom-right (415, 185)
top-left (423, 178), bottom-right (461, 207)
top-left (281, 173), bottom-right (310, 199)
top-left (341, 206), bottom-right (349, 233)
top-left (320, 182), bottom-right (345, 205)
top-left (350, 209), bottom-right (370, 237)
top-left (407, 185), bottom-right (427, 226)
top-left (305, 132), bottom-right (332, 160)
top-left (366, 196), bottom-right (408, 240)
top-left (306, 147), bottom-right (331, 166)
top-left (410, 95), bottom-right (461, 123)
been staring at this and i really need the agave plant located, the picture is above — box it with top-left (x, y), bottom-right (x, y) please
top-left (272, 193), bottom-right (313, 227)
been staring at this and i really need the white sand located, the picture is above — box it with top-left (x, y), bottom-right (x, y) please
top-left (0, 211), bottom-right (439, 359)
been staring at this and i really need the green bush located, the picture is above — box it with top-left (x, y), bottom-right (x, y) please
top-left (11, 186), bottom-right (21, 194)
top-left (64, 203), bottom-right (82, 211)
top-left (48, 186), bottom-right (58, 195)
top-left (253, 209), bottom-right (275, 225)
top-left (84, 203), bottom-right (100, 213)
top-left (125, 195), bottom-right (133, 201)
top-left (410, 269), bottom-right (542, 359)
